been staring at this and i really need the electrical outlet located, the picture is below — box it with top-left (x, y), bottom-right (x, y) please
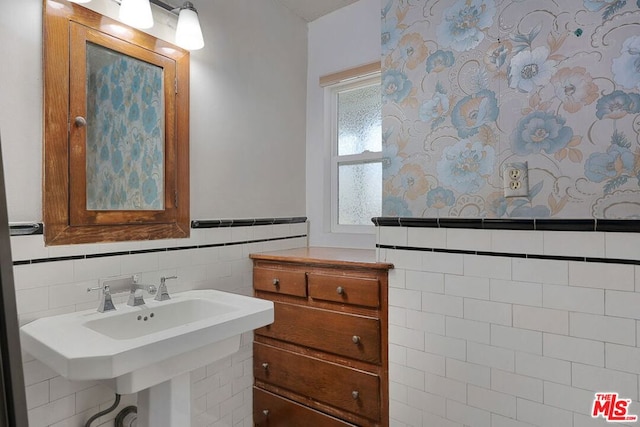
top-left (503, 162), bottom-right (529, 197)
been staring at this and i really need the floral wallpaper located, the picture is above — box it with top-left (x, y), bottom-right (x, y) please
top-left (381, 0), bottom-right (640, 218)
top-left (86, 43), bottom-right (164, 211)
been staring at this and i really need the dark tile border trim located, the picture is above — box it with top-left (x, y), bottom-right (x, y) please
top-left (12, 234), bottom-right (307, 266)
top-left (372, 217), bottom-right (640, 232)
top-left (377, 244), bottom-right (640, 266)
top-left (8, 218), bottom-right (308, 237)
top-left (191, 217), bottom-right (307, 228)
top-left (9, 223), bottom-right (43, 236)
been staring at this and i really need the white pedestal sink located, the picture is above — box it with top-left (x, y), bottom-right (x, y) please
top-left (20, 290), bottom-right (274, 427)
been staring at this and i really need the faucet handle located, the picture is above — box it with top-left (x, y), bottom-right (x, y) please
top-left (156, 276), bottom-right (177, 301)
top-left (87, 284), bottom-right (106, 293)
top-left (87, 284), bottom-right (116, 312)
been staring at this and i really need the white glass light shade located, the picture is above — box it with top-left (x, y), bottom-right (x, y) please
top-left (175, 5), bottom-right (204, 51)
top-left (119, 0), bottom-right (154, 29)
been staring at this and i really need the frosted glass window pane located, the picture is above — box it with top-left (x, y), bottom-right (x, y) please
top-left (338, 162), bottom-right (382, 225)
top-left (337, 84), bottom-right (381, 156)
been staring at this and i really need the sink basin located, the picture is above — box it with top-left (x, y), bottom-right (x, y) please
top-left (84, 298), bottom-right (236, 340)
top-left (20, 289), bottom-right (274, 394)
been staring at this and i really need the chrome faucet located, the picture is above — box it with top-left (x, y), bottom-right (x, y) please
top-left (87, 284), bottom-right (116, 312)
top-left (155, 276), bottom-right (177, 301)
top-left (127, 277), bottom-right (157, 307)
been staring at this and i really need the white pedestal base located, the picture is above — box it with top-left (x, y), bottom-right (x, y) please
top-left (137, 373), bottom-right (191, 427)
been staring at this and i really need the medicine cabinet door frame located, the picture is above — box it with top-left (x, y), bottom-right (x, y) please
top-left (43, 0), bottom-right (190, 245)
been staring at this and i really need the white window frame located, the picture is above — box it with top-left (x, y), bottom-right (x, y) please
top-left (326, 73), bottom-right (382, 235)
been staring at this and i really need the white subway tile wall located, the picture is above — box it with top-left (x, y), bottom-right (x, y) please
top-left (380, 227), bottom-right (640, 427)
top-left (13, 225), bottom-right (307, 427)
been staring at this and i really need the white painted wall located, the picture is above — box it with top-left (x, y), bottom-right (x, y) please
top-left (306, 0), bottom-right (380, 249)
top-left (0, 0), bottom-right (307, 222)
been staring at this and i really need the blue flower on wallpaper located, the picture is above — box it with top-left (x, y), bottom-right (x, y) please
top-left (508, 46), bottom-right (557, 93)
top-left (131, 73), bottom-right (142, 94)
top-left (110, 64), bottom-right (122, 85)
top-left (110, 186), bottom-right (127, 207)
top-left (595, 90), bottom-right (640, 119)
top-left (426, 187), bottom-right (456, 209)
top-left (419, 92), bottom-right (449, 128)
top-left (511, 205), bottom-right (551, 217)
top-left (128, 170), bottom-right (140, 189)
top-left (142, 178), bottom-right (158, 205)
top-left (437, 140), bottom-right (495, 194)
top-left (142, 107), bottom-right (158, 133)
top-left (425, 50), bottom-right (455, 73)
top-left (436, 0), bottom-right (496, 52)
top-left (111, 149), bottom-right (123, 174)
top-left (585, 145), bottom-right (635, 183)
top-left (487, 193), bottom-right (508, 217)
top-left (153, 145), bottom-right (163, 164)
top-left (99, 144), bottom-right (110, 162)
top-left (382, 144), bottom-right (402, 176)
top-left (584, 0), bottom-right (627, 19)
top-left (111, 85), bottom-right (124, 111)
top-left (142, 153), bottom-right (154, 176)
top-left (153, 73), bottom-right (162, 92)
top-left (101, 176), bottom-right (111, 196)
top-left (382, 196), bottom-right (411, 217)
top-left (142, 83), bottom-right (154, 105)
top-left (382, 70), bottom-right (412, 103)
top-left (128, 102), bottom-right (140, 122)
top-left (612, 35), bottom-right (640, 90)
top-left (382, 17), bottom-right (401, 54)
top-left (131, 140), bottom-right (142, 161)
top-left (583, 0), bottom-right (617, 10)
top-left (99, 83), bottom-right (110, 102)
top-left (484, 41), bottom-right (511, 71)
top-left (511, 111), bottom-right (573, 155)
top-left (451, 90), bottom-right (498, 138)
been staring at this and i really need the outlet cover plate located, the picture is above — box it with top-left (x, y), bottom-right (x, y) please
top-left (503, 162), bottom-right (529, 197)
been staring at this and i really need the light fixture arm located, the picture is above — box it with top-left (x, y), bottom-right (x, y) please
top-left (148, 0), bottom-right (180, 14)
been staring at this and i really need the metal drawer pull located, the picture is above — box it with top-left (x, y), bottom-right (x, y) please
top-left (352, 391), bottom-right (359, 400)
top-left (262, 363), bottom-right (269, 370)
top-left (336, 286), bottom-right (344, 295)
top-left (262, 409), bottom-right (269, 416)
top-left (272, 278), bottom-right (280, 287)
top-left (352, 335), bottom-right (361, 344)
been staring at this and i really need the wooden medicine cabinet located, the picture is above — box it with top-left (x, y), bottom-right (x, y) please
top-left (43, 0), bottom-right (190, 245)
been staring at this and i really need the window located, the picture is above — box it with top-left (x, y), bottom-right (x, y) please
top-left (326, 71), bottom-right (382, 233)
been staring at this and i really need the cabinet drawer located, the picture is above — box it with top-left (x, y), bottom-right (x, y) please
top-left (308, 274), bottom-right (380, 308)
top-left (254, 343), bottom-right (380, 421)
top-left (254, 387), bottom-right (356, 427)
top-left (254, 267), bottom-right (307, 297)
top-left (256, 302), bottom-right (381, 363)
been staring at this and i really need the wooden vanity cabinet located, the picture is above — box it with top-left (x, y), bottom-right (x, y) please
top-left (250, 248), bottom-right (392, 427)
